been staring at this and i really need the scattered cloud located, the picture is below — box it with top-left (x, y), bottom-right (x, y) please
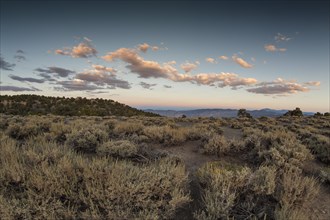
top-left (102, 47), bottom-right (175, 78)
top-left (35, 67), bottom-right (76, 78)
top-left (103, 47), bottom-right (257, 89)
top-left (75, 64), bottom-right (130, 89)
top-left (0, 56), bottom-right (15, 71)
top-left (152, 46), bottom-right (159, 51)
top-left (55, 79), bottom-right (102, 91)
top-left (191, 73), bottom-right (257, 88)
top-left (137, 43), bottom-right (160, 53)
top-left (264, 44), bottom-right (286, 52)
top-left (251, 57), bottom-right (256, 62)
top-left (247, 78), bottom-right (309, 95)
top-left (0, 85), bottom-right (40, 91)
top-left (83, 37), bottom-right (92, 42)
top-left (9, 75), bottom-right (45, 83)
top-left (205, 57), bottom-right (217, 64)
top-left (164, 85), bottom-right (172, 88)
top-left (275, 33), bottom-right (292, 42)
top-left (232, 55), bottom-right (253, 68)
top-left (138, 43), bottom-right (150, 53)
top-left (55, 39), bottom-right (97, 58)
top-left (14, 50), bottom-right (26, 62)
top-left (140, 82), bottom-right (157, 90)
top-left (304, 81), bottom-right (321, 86)
top-left (180, 62), bottom-right (198, 73)
top-left (219, 55), bottom-right (228, 60)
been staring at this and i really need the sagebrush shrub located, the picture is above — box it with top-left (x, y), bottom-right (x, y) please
top-left (66, 127), bottom-right (107, 153)
top-left (202, 134), bottom-right (229, 156)
top-left (97, 140), bottom-right (138, 158)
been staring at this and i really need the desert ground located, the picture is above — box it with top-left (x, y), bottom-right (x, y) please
top-left (0, 114), bottom-right (329, 219)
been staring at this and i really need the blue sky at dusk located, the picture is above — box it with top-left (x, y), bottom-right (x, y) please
top-left (0, 0), bottom-right (329, 112)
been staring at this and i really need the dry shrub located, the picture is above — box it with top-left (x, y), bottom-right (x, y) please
top-left (319, 167), bottom-right (330, 183)
top-left (46, 122), bottom-right (70, 144)
top-left (0, 135), bottom-right (190, 219)
top-left (194, 162), bottom-right (251, 219)
top-left (66, 126), bottom-right (108, 153)
top-left (97, 140), bottom-right (138, 158)
top-left (249, 165), bottom-right (277, 195)
top-left (186, 124), bottom-right (210, 141)
top-left (6, 117), bottom-right (51, 140)
top-left (274, 167), bottom-right (320, 219)
top-left (143, 125), bottom-right (188, 146)
top-left (302, 133), bottom-right (330, 164)
top-left (113, 121), bottom-right (144, 136)
top-left (243, 128), bottom-right (313, 168)
top-left (202, 134), bottom-right (229, 156)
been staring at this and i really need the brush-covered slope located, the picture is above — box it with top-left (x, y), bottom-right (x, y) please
top-left (0, 95), bottom-right (159, 117)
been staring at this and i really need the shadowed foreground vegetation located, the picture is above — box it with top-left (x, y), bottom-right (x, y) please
top-left (0, 114), bottom-right (329, 219)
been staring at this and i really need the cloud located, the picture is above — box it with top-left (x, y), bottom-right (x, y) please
top-left (247, 78), bottom-right (309, 95)
top-left (232, 55), bottom-right (253, 68)
top-left (83, 37), bottom-right (92, 42)
top-left (164, 85), bottom-right (172, 88)
top-left (275, 33), bottom-right (292, 42)
top-left (9, 75), bottom-right (45, 83)
top-left (152, 46), bottom-right (159, 51)
top-left (0, 85), bottom-right (40, 91)
top-left (205, 57), bottom-right (216, 64)
top-left (264, 44), bottom-right (287, 52)
top-left (35, 67), bottom-right (75, 78)
top-left (137, 43), bottom-right (150, 53)
top-left (14, 55), bottom-right (26, 62)
top-left (14, 50), bottom-right (26, 62)
top-left (219, 56), bottom-right (228, 60)
top-left (0, 56), bottom-right (15, 71)
top-left (55, 39), bottom-right (97, 58)
top-left (55, 79), bottom-right (102, 91)
top-left (180, 62), bottom-right (198, 73)
top-left (191, 73), bottom-right (257, 88)
top-left (102, 48), bottom-right (175, 78)
top-left (75, 64), bottom-right (130, 89)
top-left (304, 81), bottom-right (321, 86)
top-left (103, 47), bottom-right (257, 89)
top-left (137, 43), bottom-right (161, 53)
top-left (140, 82), bottom-right (157, 90)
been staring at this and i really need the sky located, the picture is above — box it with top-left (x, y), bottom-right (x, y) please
top-left (0, 0), bottom-right (329, 112)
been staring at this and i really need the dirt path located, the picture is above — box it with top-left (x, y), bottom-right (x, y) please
top-left (303, 160), bottom-right (330, 219)
top-left (305, 184), bottom-right (330, 219)
top-left (164, 126), bottom-right (243, 219)
top-left (222, 126), bottom-right (243, 140)
top-left (165, 140), bottom-right (217, 220)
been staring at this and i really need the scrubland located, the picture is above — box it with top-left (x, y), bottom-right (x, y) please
top-left (0, 114), bottom-right (329, 219)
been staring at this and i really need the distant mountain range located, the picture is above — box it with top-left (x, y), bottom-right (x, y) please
top-left (145, 108), bottom-right (315, 118)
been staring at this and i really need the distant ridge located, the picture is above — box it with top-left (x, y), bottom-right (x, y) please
top-left (0, 95), bottom-right (159, 117)
top-left (145, 108), bottom-right (315, 118)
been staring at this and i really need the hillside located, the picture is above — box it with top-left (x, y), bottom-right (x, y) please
top-left (145, 108), bottom-right (315, 118)
top-left (0, 95), bottom-right (159, 117)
